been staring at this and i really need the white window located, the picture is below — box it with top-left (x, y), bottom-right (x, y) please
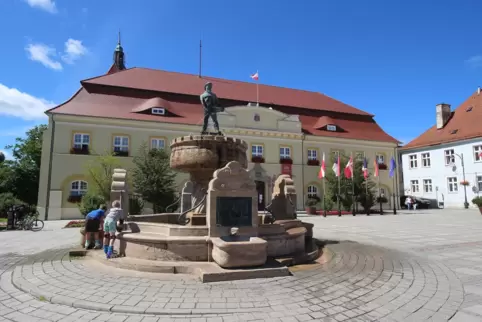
top-left (409, 154), bottom-right (418, 169)
top-left (423, 179), bottom-right (432, 193)
top-left (421, 153), bottom-right (431, 167)
top-left (447, 177), bottom-right (458, 193)
top-left (151, 138), bottom-right (165, 150)
top-left (376, 154), bottom-right (385, 164)
top-left (477, 175), bottom-right (482, 192)
top-left (73, 133), bottom-right (90, 149)
top-left (444, 149), bottom-right (455, 165)
top-left (280, 147), bottom-right (291, 159)
top-left (307, 149), bottom-right (318, 160)
top-left (113, 136), bottom-right (129, 152)
top-left (307, 185), bottom-right (318, 198)
top-left (474, 145), bottom-right (482, 162)
top-left (410, 180), bottom-right (419, 193)
top-left (252, 145), bottom-right (263, 157)
top-left (327, 125), bottom-right (336, 131)
top-left (70, 180), bottom-right (88, 196)
top-left (152, 108), bottom-right (165, 115)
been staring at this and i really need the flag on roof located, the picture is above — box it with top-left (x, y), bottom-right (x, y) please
top-left (250, 71), bottom-right (259, 81)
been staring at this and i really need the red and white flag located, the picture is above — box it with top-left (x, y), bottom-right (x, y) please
top-left (332, 154), bottom-right (340, 177)
top-left (344, 156), bottom-right (353, 179)
top-left (250, 71), bottom-right (259, 81)
top-left (318, 153), bottom-right (326, 179)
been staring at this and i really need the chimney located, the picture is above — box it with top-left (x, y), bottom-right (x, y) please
top-left (436, 103), bottom-right (451, 129)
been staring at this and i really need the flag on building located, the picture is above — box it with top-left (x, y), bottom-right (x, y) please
top-left (362, 158), bottom-right (368, 179)
top-left (373, 159), bottom-right (379, 177)
top-left (389, 156), bottom-right (397, 178)
top-left (344, 156), bottom-right (353, 179)
top-left (332, 154), bottom-right (340, 177)
top-left (250, 71), bottom-right (259, 81)
top-left (318, 153), bottom-right (326, 179)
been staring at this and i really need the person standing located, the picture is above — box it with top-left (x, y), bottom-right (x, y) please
top-left (84, 205), bottom-right (107, 249)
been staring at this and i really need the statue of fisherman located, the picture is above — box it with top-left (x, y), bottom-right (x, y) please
top-left (200, 82), bottom-right (224, 135)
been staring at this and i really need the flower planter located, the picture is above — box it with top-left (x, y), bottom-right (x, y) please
top-left (460, 181), bottom-right (470, 186)
top-left (378, 164), bottom-right (388, 170)
top-left (251, 156), bottom-right (265, 163)
top-left (307, 160), bottom-right (320, 166)
top-left (305, 207), bottom-right (317, 215)
top-left (113, 151), bottom-right (129, 157)
top-left (70, 147), bottom-right (90, 155)
top-left (67, 195), bottom-right (82, 203)
top-left (280, 158), bottom-right (293, 165)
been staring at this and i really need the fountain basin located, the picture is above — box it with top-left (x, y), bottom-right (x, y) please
top-left (211, 236), bottom-right (267, 268)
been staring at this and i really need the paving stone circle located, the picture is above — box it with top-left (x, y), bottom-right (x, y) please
top-left (0, 240), bottom-right (464, 322)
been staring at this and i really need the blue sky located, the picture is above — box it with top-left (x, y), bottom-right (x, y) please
top-left (1, 0), bottom-right (481, 159)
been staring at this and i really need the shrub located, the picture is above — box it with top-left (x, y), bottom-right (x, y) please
top-left (472, 196), bottom-right (482, 207)
top-left (324, 197), bottom-right (334, 211)
top-left (376, 196), bottom-right (388, 204)
top-left (358, 192), bottom-right (376, 212)
top-left (305, 198), bottom-right (319, 208)
top-left (77, 191), bottom-right (106, 217)
top-left (0, 192), bottom-right (25, 217)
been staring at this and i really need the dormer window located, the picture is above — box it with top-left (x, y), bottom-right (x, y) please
top-left (152, 108), bottom-right (165, 115)
top-left (466, 106), bottom-right (473, 112)
top-left (327, 124), bottom-right (337, 132)
top-left (450, 129), bottom-right (458, 135)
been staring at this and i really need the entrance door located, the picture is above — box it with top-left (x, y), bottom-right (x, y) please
top-left (255, 181), bottom-right (266, 211)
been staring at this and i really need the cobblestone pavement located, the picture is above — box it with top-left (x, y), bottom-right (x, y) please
top-left (0, 210), bottom-right (481, 321)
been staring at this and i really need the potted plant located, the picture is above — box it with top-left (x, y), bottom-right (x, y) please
top-left (307, 159), bottom-right (320, 166)
top-left (472, 196), bottom-right (482, 214)
top-left (305, 196), bottom-right (320, 215)
top-left (251, 156), bottom-right (265, 163)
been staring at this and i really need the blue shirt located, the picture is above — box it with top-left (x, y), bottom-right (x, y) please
top-left (86, 209), bottom-right (105, 220)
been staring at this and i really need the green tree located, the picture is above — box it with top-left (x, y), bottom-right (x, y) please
top-left (0, 125), bottom-right (47, 205)
top-left (324, 153), bottom-right (377, 212)
top-left (132, 143), bottom-right (176, 213)
top-left (84, 153), bottom-right (121, 201)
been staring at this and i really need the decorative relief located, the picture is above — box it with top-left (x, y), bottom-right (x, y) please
top-left (208, 161), bottom-right (256, 192)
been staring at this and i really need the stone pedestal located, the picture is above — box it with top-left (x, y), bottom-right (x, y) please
top-left (211, 236), bottom-right (267, 268)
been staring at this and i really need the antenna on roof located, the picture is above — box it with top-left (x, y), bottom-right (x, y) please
top-left (198, 39), bottom-right (202, 78)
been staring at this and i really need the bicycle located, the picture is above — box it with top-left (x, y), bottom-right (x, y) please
top-left (13, 206), bottom-right (44, 232)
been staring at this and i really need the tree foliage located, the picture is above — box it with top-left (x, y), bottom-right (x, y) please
top-left (78, 190), bottom-right (106, 217)
top-left (324, 153), bottom-right (377, 211)
top-left (84, 154), bottom-right (121, 201)
top-left (0, 125), bottom-right (47, 205)
top-left (132, 144), bottom-right (176, 213)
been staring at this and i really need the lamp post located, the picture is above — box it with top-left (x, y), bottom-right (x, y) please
top-left (454, 153), bottom-right (469, 209)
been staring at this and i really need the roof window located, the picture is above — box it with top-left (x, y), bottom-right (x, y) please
top-left (152, 108), bottom-right (165, 115)
top-left (327, 124), bottom-right (337, 132)
top-left (466, 106), bottom-right (473, 112)
top-left (450, 129), bottom-right (458, 135)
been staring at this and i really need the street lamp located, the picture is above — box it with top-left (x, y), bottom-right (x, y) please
top-left (453, 153), bottom-right (469, 209)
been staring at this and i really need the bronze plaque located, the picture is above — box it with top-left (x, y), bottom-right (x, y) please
top-left (216, 196), bottom-right (252, 227)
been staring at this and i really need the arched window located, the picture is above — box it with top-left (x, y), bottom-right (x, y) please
top-left (307, 185), bottom-right (318, 198)
top-left (70, 180), bottom-right (88, 196)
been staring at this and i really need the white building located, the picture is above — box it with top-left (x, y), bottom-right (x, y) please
top-left (399, 88), bottom-right (482, 208)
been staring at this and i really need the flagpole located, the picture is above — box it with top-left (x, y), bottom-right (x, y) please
top-left (378, 173), bottom-right (383, 215)
top-left (351, 152), bottom-right (356, 216)
top-left (256, 71), bottom-right (259, 106)
top-left (338, 152), bottom-right (341, 217)
top-left (391, 155), bottom-right (397, 215)
top-left (322, 177), bottom-right (326, 217)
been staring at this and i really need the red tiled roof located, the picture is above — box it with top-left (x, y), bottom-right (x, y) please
top-left (401, 89), bottom-right (482, 150)
top-left (132, 97), bottom-right (172, 113)
top-left (313, 116), bottom-right (336, 130)
top-left (81, 68), bottom-right (372, 116)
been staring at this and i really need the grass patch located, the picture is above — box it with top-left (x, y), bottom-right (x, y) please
top-left (0, 218), bottom-right (7, 222)
top-left (38, 296), bottom-right (47, 301)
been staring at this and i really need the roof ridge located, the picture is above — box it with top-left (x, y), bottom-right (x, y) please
top-left (45, 87), bottom-right (84, 114)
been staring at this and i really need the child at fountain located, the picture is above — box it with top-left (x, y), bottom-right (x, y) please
top-left (103, 200), bottom-right (124, 258)
top-left (84, 205), bottom-right (107, 249)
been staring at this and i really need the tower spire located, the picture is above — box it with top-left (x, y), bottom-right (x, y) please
top-left (113, 30), bottom-right (126, 71)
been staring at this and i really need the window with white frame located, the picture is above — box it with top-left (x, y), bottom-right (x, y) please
top-left (70, 180), bottom-right (88, 196)
top-left (409, 154), bottom-right (418, 169)
top-left (421, 153), bottom-right (430, 167)
top-left (376, 154), bottom-right (385, 164)
top-left (423, 179), bottom-right (432, 193)
top-left (410, 180), bottom-right (419, 193)
top-left (151, 138), bottom-right (165, 150)
top-left (307, 149), bottom-right (318, 160)
top-left (113, 136), bottom-right (129, 152)
top-left (478, 175), bottom-right (482, 192)
top-left (307, 185), bottom-right (318, 198)
top-left (73, 133), bottom-right (90, 150)
top-left (152, 108), bottom-right (165, 115)
top-left (444, 149), bottom-right (455, 165)
top-left (252, 145), bottom-right (263, 157)
top-left (447, 177), bottom-right (458, 192)
top-left (327, 125), bottom-right (336, 131)
top-left (473, 145), bottom-right (482, 162)
top-left (280, 147), bottom-right (291, 159)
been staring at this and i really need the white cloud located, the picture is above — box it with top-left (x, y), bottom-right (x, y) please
top-left (25, 43), bottom-right (62, 71)
top-left (61, 39), bottom-right (88, 64)
top-left (466, 55), bottom-right (482, 69)
top-left (0, 83), bottom-right (54, 120)
top-left (25, 0), bottom-right (57, 13)
top-left (0, 149), bottom-right (12, 161)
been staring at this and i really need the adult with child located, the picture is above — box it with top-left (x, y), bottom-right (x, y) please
top-left (103, 200), bottom-right (124, 258)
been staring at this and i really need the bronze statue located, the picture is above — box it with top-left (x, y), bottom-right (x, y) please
top-left (200, 82), bottom-right (224, 135)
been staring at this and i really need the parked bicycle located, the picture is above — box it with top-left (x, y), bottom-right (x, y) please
top-left (11, 205), bottom-right (44, 232)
